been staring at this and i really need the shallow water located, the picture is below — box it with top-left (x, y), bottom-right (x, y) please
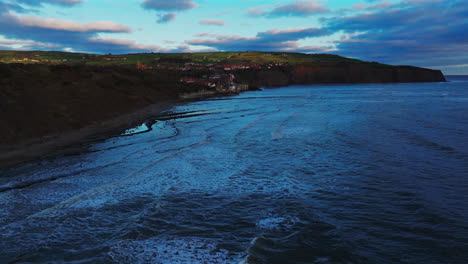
top-left (1, 78), bottom-right (467, 263)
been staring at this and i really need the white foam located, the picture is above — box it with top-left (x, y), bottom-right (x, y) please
top-left (122, 123), bottom-right (150, 136)
top-left (109, 236), bottom-right (243, 264)
top-left (256, 216), bottom-right (301, 231)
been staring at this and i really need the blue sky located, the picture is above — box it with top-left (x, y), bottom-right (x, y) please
top-left (0, 0), bottom-right (466, 74)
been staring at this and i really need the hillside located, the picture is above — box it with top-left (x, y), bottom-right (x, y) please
top-left (0, 50), bottom-right (373, 66)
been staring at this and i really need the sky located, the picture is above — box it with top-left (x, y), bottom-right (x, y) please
top-left (0, 0), bottom-right (466, 74)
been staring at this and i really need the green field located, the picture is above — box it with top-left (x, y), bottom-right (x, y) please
top-left (0, 50), bottom-right (387, 67)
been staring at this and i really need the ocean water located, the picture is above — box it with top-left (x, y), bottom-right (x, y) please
top-left (1, 77), bottom-right (467, 263)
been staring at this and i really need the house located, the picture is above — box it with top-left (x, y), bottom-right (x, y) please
top-left (180, 77), bottom-right (198, 83)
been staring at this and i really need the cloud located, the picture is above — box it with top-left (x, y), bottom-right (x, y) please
top-left (429, 63), bottom-right (468, 69)
top-left (349, 1), bottom-right (392, 11)
top-left (257, 27), bottom-right (330, 41)
top-left (214, 10), bottom-right (232, 16)
top-left (187, 27), bottom-right (332, 52)
top-left (141, 0), bottom-right (197, 11)
top-left (142, 0), bottom-right (196, 25)
top-left (199, 19), bottom-right (224, 26)
top-left (89, 37), bottom-right (169, 53)
top-left (249, 0), bottom-right (329, 18)
top-left (13, 15), bottom-right (132, 33)
top-left (16, 0), bottom-right (83, 7)
top-left (322, 0), bottom-right (468, 69)
top-left (352, 3), bottom-right (366, 11)
top-left (0, 2), bottom-right (207, 54)
top-left (0, 6), bottom-right (158, 54)
top-left (366, 1), bottom-right (391, 10)
top-left (157, 12), bottom-right (177, 24)
top-left (247, 6), bottom-right (268, 16)
top-left (0, 39), bottom-right (61, 49)
top-left (172, 44), bottom-right (217, 53)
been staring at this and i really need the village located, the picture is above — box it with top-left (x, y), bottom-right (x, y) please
top-left (0, 51), bottom-right (289, 95)
top-left (137, 61), bottom-right (288, 94)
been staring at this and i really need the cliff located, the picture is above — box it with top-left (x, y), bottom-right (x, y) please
top-left (0, 63), bottom-right (206, 145)
top-left (292, 64), bottom-right (446, 84)
top-left (234, 63), bottom-right (446, 87)
top-left (0, 55), bottom-right (446, 162)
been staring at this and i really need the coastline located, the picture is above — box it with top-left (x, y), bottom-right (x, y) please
top-left (0, 101), bottom-right (175, 169)
top-left (0, 77), bottom-right (448, 169)
top-left (0, 91), bottom-right (244, 169)
top-left (0, 57), bottom-right (447, 169)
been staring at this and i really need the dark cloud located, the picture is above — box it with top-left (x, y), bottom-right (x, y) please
top-left (157, 12), bottom-right (177, 24)
top-left (142, 0), bottom-right (196, 25)
top-left (187, 27), bottom-right (332, 52)
top-left (142, 0), bottom-right (197, 11)
top-left (323, 0), bottom-right (468, 68)
top-left (249, 0), bottom-right (328, 18)
top-left (16, 0), bottom-right (83, 7)
top-left (188, 0), bottom-right (467, 72)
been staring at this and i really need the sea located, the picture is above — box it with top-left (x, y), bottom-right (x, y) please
top-left (0, 76), bottom-right (467, 264)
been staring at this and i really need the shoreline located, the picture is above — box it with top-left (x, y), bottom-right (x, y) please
top-left (0, 100), bottom-right (176, 169)
top-left (0, 91), bottom-right (243, 169)
top-left (0, 77), bottom-right (449, 169)
top-left (0, 59), bottom-right (447, 169)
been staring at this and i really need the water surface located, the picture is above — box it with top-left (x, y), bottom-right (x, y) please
top-left (1, 78), bottom-right (467, 263)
